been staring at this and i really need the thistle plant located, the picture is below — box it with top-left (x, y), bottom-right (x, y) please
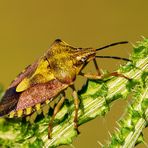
top-left (0, 38), bottom-right (147, 148)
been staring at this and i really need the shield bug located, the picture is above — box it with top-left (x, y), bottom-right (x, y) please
top-left (0, 39), bottom-right (131, 138)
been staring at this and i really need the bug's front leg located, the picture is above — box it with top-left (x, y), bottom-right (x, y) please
top-left (48, 92), bottom-right (66, 139)
top-left (71, 85), bottom-right (80, 134)
top-left (80, 59), bottom-right (130, 80)
top-left (80, 71), bottom-right (130, 80)
top-left (93, 59), bottom-right (101, 76)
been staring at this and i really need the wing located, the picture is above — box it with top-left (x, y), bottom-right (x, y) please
top-left (16, 79), bottom-right (68, 111)
top-left (0, 79), bottom-right (68, 117)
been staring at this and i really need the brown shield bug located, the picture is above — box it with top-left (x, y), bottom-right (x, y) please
top-left (0, 39), bottom-right (130, 138)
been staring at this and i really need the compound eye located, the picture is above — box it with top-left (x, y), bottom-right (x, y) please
top-left (81, 57), bottom-right (87, 62)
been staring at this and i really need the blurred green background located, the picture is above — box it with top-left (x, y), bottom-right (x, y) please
top-left (0, 1), bottom-right (147, 148)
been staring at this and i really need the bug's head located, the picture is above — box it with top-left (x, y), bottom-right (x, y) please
top-left (65, 48), bottom-right (96, 74)
top-left (72, 47), bottom-right (96, 73)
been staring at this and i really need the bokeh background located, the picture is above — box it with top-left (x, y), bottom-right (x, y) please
top-left (0, 1), bottom-right (147, 148)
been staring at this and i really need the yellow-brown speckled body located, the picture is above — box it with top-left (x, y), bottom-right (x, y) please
top-left (0, 39), bottom-right (96, 117)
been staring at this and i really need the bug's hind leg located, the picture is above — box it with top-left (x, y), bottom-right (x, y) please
top-left (71, 85), bottom-right (80, 134)
top-left (48, 92), bottom-right (66, 139)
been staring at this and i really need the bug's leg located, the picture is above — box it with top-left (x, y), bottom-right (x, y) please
top-left (71, 85), bottom-right (80, 134)
top-left (104, 72), bottom-right (130, 80)
top-left (80, 71), bottom-right (130, 80)
top-left (79, 72), bottom-right (102, 79)
top-left (26, 112), bottom-right (38, 124)
top-left (93, 59), bottom-right (101, 76)
top-left (79, 59), bottom-right (102, 79)
top-left (48, 92), bottom-right (66, 139)
top-left (82, 58), bottom-right (130, 80)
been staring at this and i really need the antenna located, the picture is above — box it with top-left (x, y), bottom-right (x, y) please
top-left (96, 41), bottom-right (128, 51)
